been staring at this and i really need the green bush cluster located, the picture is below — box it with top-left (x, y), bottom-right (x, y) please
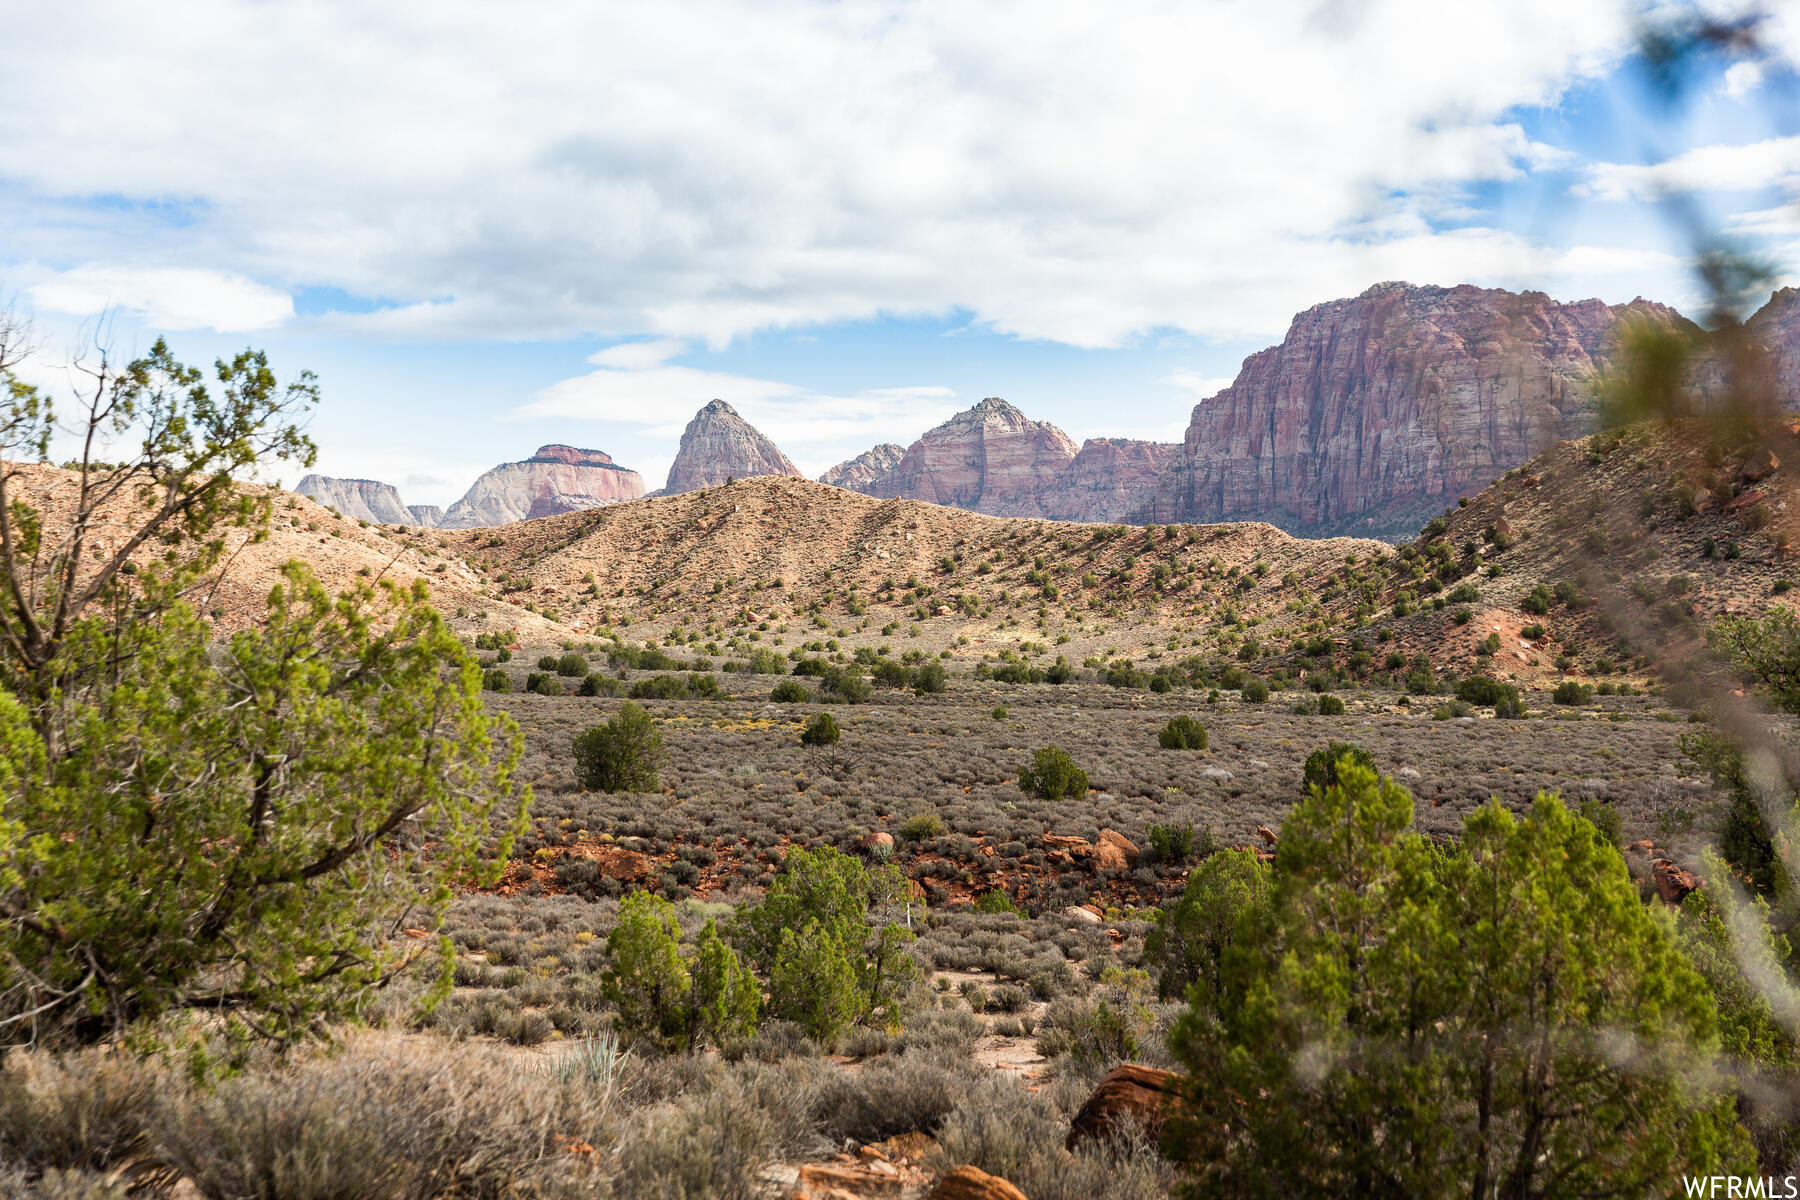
top-left (1163, 761), bottom-right (1757, 1194)
top-left (1016, 745), bottom-right (1089, 799)
top-left (800, 713), bottom-right (841, 746)
top-left (571, 702), bottom-right (664, 793)
top-left (1156, 715), bottom-right (1208, 750)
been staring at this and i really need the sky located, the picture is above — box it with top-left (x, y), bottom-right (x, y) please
top-left (3, 1), bottom-right (1800, 506)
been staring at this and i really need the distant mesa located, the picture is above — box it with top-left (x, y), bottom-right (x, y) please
top-left (1146, 281), bottom-right (1740, 537)
top-left (661, 399), bottom-right (804, 495)
top-left (295, 475), bottom-right (434, 527)
top-left (298, 444), bottom-right (644, 531)
top-left (439, 445), bottom-right (645, 527)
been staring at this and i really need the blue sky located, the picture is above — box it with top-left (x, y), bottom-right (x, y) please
top-left (2, 1), bottom-right (1799, 505)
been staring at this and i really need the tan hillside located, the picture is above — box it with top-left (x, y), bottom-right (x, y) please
top-left (441, 474), bottom-right (1386, 661)
top-left (1355, 418), bottom-right (1800, 685)
top-left (4, 462), bottom-right (571, 640)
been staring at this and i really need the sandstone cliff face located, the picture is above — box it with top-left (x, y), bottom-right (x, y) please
top-left (438, 445), bottom-right (644, 528)
top-left (662, 400), bottom-right (803, 494)
top-left (1042, 438), bottom-right (1180, 523)
top-left (295, 475), bottom-right (432, 527)
top-left (1749, 287), bottom-right (1800, 405)
top-left (407, 504), bottom-right (444, 527)
top-left (864, 398), bottom-right (1079, 518)
top-left (819, 443), bottom-right (905, 491)
top-left (1147, 282), bottom-right (1702, 537)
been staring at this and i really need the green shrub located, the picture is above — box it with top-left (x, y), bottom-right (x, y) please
top-left (1240, 677), bottom-right (1269, 703)
top-left (555, 652), bottom-right (588, 677)
top-left (800, 713), bottom-right (841, 746)
top-left (482, 668), bottom-right (510, 692)
top-left (872, 659), bottom-right (910, 688)
top-left (1017, 746), bottom-right (1090, 799)
top-left (770, 679), bottom-right (811, 703)
top-left (537, 655), bottom-right (559, 671)
top-left (900, 813), bottom-right (944, 842)
top-left (603, 891), bottom-right (691, 1047)
top-left (1552, 681), bottom-right (1594, 706)
top-left (630, 674), bottom-right (687, 700)
top-left (990, 705), bottom-right (1008, 721)
top-left (578, 674), bottom-right (622, 697)
top-left (912, 661), bottom-right (948, 695)
top-left (820, 667), bottom-right (871, 704)
top-left (1157, 716), bottom-right (1208, 750)
top-left (1316, 694), bottom-right (1346, 716)
top-left (604, 894), bottom-right (758, 1051)
top-left (572, 701), bottom-right (664, 792)
top-left (1147, 848), bottom-right (1270, 1000)
top-left (1146, 823), bottom-right (1199, 865)
top-left (1302, 741), bottom-right (1376, 793)
top-left (1577, 799), bottom-right (1624, 848)
top-left (973, 889), bottom-right (1024, 916)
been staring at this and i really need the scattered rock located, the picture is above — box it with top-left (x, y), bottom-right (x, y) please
top-left (1254, 825), bottom-right (1277, 846)
top-left (927, 1165), bottom-right (1029, 1200)
top-left (854, 831), bottom-right (895, 858)
top-left (1744, 447), bottom-right (1781, 482)
top-left (795, 1161), bottom-right (902, 1198)
top-left (1200, 766), bottom-right (1233, 781)
top-left (1064, 906), bottom-right (1102, 925)
top-left (1095, 829), bottom-right (1141, 870)
top-left (1652, 858), bottom-right (1702, 905)
top-left (1065, 1064), bottom-right (1184, 1151)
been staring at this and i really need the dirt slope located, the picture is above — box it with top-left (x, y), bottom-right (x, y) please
top-left (4, 463), bottom-right (571, 640)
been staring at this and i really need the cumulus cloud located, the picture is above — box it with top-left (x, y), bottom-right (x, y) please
top-left (0, 0), bottom-right (1692, 350)
top-left (1162, 373), bottom-right (1237, 401)
top-left (27, 265), bottom-right (294, 332)
top-left (518, 349), bottom-right (960, 478)
top-left (1580, 135), bottom-right (1800, 202)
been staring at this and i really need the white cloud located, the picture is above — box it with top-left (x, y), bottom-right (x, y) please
top-left (1580, 135), bottom-right (1800, 203)
top-left (519, 355), bottom-right (959, 480)
top-left (0, 0), bottom-right (1663, 350)
top-left (587, 339), bottom-right (687, 370)
top-left (1722, 59), bottom-right (1766, 99)
top-left (27, 265), bottom-right (293, 332)
top-left (1162, 373), bottom-right (1236, 401)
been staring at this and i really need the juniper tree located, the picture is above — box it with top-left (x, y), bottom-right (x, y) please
top-left (0, 325), bottom-right (527, 1052)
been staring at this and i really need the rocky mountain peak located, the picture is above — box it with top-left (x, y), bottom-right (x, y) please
top-left (662, 400), bottom-right (803, 494)
top-left (820, 443), bottom-right (906, 491)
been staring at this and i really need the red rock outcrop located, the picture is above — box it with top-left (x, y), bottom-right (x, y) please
top-left (439, 445), bottom-right (644, 528)
top-left (864, 398), bottom-right (1079, 518)
top-left (1065, 1064), bottom-right (1184, 1151)
top-left (820, 443), bottom-right (906, 491)
top-left (927, 1166), bottom-right (1028, 1200)
top-left (1652, 858), bottom-right (1702, 905)
top-left (663, 399), bottom-right (804, 494)
top-left (1148, 282), bottom-right (1706, 537)
top-left (1042, 438), bottom-right (1180, 523)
